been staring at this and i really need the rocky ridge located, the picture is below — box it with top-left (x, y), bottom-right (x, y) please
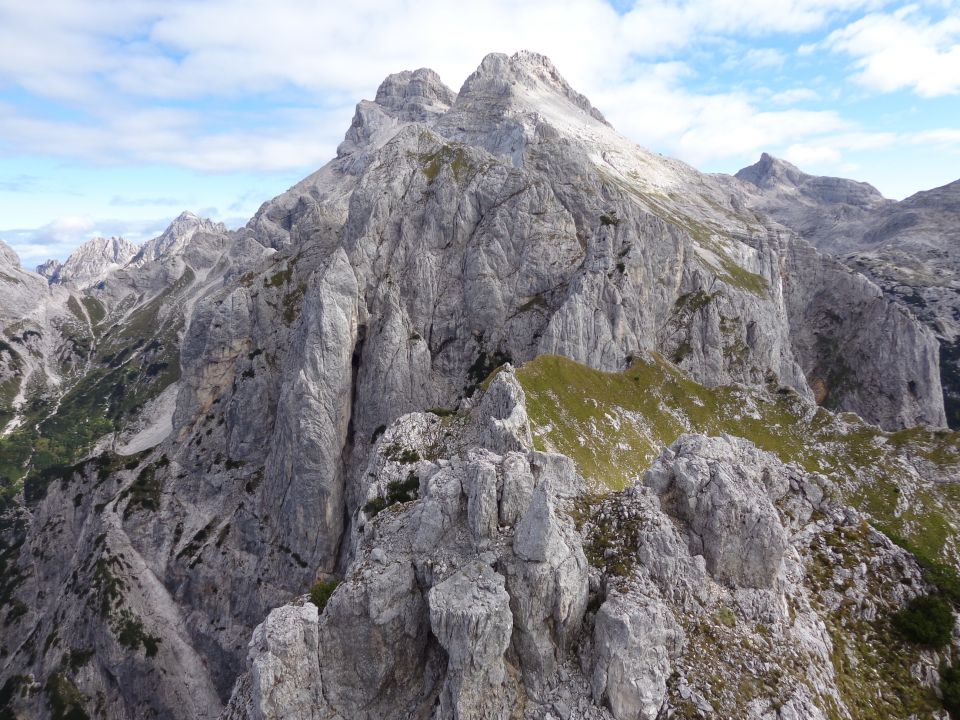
top-left (224, 366), bottom-right (954, 719)
top-left (736, 153), bottom-right (960, 428)
top-left (36, 236), bottom-right (139, 288)
top-left (0, 51), bottom-right (957, 720)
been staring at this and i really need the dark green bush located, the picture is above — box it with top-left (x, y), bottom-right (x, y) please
top-left (893, 594), bottom-right (955, 648)
top-left (310, 579), bottom-right (340, 611)
top-left (362, 473), bottom-right (419, 517)
top-left (941, 664), bottom-right (960, 718)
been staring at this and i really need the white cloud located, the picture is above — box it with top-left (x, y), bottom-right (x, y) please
top-left (770, 87), bottom-right (821, 104)
top-left (0, 0), bottom-right (881, 174)
top-left (595, 68), bottom-right (848, 165)
top-left (824, 5), bottom-right (960, 96)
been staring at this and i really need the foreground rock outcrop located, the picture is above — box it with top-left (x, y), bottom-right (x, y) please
top-left (224, 368), bottom-right (951, 720)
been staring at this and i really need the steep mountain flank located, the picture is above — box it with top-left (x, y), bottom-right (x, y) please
top-left (737, 153), bottom-right (960, 428)
top-left (0, 52), bottom-right (955, 720)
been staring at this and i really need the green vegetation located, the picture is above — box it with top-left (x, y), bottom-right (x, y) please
top-left (941, 665), bottom-right (960, 719)
top-left (119, 456), bottom-right (168, 519)
top-left (715, 606), bottom-right (737, 628)
top-left (418, 142), bottom-right (473, 184)
top-left (426, 407), bottom-right (457, 417)
top-left (80, 296), bottom-right (106, 326)
top-left (114, 610), bottom-right (161, 657)
top-left (44, 673), bottom-right (89, 720)
top-left (0, 271), bottom-right (190, 505)
top-left (570, 492), bottom-right (642, 576)
top-left (363, 472), bottom-right (419, 516)
top-left (0, 675), bottom-right (27, 720)
top-left (382, 444), bottom-right (420, 464)
top-left (466, 349), bottom-right (512, 396)
top-left (265, 267), bottom-right (292, 288)
top-left (807, 524), bottom-right (943, 720)
top-left (65, 649), bottom-right (94, 672)
top-left (309, 579), bottom-right (340, 611)
top-left (515, 354), bottom-right (960, 564)
top-left (892, 594), bottom-right (954, 648)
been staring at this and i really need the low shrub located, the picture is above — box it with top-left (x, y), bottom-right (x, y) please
top-left (310, 580), bottom-right (340, 612)
top-left (941, 664), bottom-right (960, 718)
top-left (893, 594), bottom-right (955, 648)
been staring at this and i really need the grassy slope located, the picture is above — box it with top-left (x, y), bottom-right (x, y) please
top-left (515, 354), bottom-right (960, 564)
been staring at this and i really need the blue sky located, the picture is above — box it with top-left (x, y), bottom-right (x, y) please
top-left (1, 0), bottom-right (958, 267)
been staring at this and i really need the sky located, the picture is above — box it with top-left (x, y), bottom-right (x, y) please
top-left (1, 0), bottom-right (958, 267)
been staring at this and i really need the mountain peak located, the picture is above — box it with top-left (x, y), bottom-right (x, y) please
top-left (735, 152), bottom-right (807, 190)
top-left (457, 50), bottom-right (610, 127)
top-left (132, 211), bottom-right (227, 265)
top-left (374, 67), bottom-right (456, 118)
top-left (39, 235), bottom-right (139, 287)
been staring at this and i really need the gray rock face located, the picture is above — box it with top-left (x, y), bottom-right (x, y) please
top-left (38, 236), bottom-right (139, 288)
top-left (591, 594), bottom-right (683, 720)
top-left (223, 367), bottom-right (589, 719)
top-left (133, 211), bottom-right (228, 265)
top-left (243, 603), bottom-right (323, 720)
top-left (429, 564), bottom-right (514, 719)
top-left (223, 378), bottom-right (944, 720)
top-left (737, 152), bottom-right (960, 427)
top-left (644, 434), bottom-right (789, 588)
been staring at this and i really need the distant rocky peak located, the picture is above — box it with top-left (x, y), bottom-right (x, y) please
top-left (36, 259), bottom-right (63, 281)
top-left (133, 211), bottom-right (227, 265)
top-left (455, 51), bottom-right (610, 127)
top-left (40, 236), bottom-right (139, 288)
top-left (735, 152), bottom-right (808, 190)
top-left (0, 239), bottom-right (21, 268)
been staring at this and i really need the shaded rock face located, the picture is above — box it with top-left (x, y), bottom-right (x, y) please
top-left (591, 595), bottom-right (683, 720)
top-left (223, 369), bottom-right (590, 720)
top-left (737, 152), bottom-right (959, 427)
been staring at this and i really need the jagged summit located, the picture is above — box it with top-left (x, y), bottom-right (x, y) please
top-left (38, 235), bottom-right (139, 288)
top-left (132, 211), bottom-right (227, 265)
top-left (374, 67), bottom-right (456, 118)
top-left (457, 50), bottom-right (610, 127)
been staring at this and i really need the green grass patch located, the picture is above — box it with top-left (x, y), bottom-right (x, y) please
top-left (363, 472), bottom-right (419, 517)
top-left (44, 673), bottom-right (89, 720)
top-left (515, 354), bottom-right (960, 566)
top-left (80, 296), bottom-right (106, 326)
top-left (309, 579), bottom-right (340, 611)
